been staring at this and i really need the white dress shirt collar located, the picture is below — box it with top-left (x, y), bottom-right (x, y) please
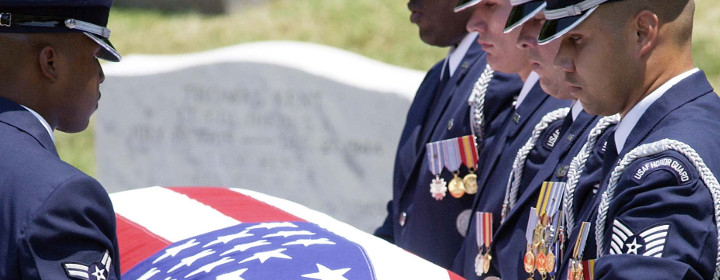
top-left (441, 32), bottom-right (478, 80)
top-left (614, 68), bottom-right (699, 152)
top-left (515, 71), bottom-right (539, 109)
top-left (20, 105), bottom-right (54, 143)
top-left (571, 100), bottom-right (584, 121)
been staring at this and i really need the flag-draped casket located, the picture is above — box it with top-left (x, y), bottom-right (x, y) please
top-left (112, 187), bottom-right (465, 279)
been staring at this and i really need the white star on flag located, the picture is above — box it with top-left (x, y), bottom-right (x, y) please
top-left (283, 238), bottom-right (336, 247)
top-left (168, 249), bottom-right (215, 272)
top-left (203, 230), bottom-right (254, 248)
top-left (301, 263), bottom-right (351, 280)
top-left (263, 230), bottom-right (315, 238)
top-left (216, 268), bottom-right (248, 280)
top-left (185, 257), bottom-right (235, 278)
top-left (247, 222), bottom-right (298, 230)
top-left (137, 267), bottom-right (161, 280)
top-left (239, 248), bottom-right (292, 264)
top-left (220, 239), bottom-right (272, 256)
top-left (154, 239), bottom-right (200, 264)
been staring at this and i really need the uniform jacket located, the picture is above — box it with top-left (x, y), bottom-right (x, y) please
top-left (375, 39), bottom-right (521, 268)
top-left (451, 81), bottom-right (571, 278)
top-left (0, 97), bottom-right (120, 279)
top-left (562, 71), bottom-right (720, 280)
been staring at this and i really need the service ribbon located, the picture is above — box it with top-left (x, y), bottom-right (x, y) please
top-left (546, 182), bottom-right (565, 219)
top-left (443, 138), bottom-right (462, 173)
top-left (476, 212), bottom-right (484, 249)
top-left (583, 259), bottom-right (595, 280)
top-left (458, 135), bottom-right (479, 170)
top-left (482, 212), bottom-right (493, 247)
top-left (426, 141), bottom-right (444, 176)
top-left (536, 181), bottom-right (555, 218)
top-left (573, 222), bottom-right (591, 259)
top-left (526, 207), bottom-right (539, 244)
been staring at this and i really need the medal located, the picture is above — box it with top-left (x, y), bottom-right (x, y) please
top-left (474, 212), bottom-right (493, 276)
top-left (443, 139), bottom-right (465, 198)
top-left (458, 136), bottom-right (480, 194)
top-left (523, 250), bottom-right (535, 273)
top-left (483, 252), bottom-right (491, 273)
top-left (426, 141), bottom-right (446, 200)
top-left (524, 209), bottom-right (539, 278)
top-left (573, 261), bottom-right (584, 280)
top-left (536, 251), bottom-right (547, 274)
top-left (569, 222), bottom-right (592, 280)
top-left (474, 253), bottom-right (484, 276)
top-left (545, 250), bottom-right (556, 275)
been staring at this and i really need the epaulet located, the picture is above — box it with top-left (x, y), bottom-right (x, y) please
top-left (563, 114), bottom-right (620, 230)
top-left (468, 64), bottom-right (494, 152)
top-left (501, 107), bottom-right (570, 222)
top-left (595, 139), bottom-right (720, 279)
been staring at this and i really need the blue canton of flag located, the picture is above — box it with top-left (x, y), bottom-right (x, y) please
top-left (124, 222), bottom-right (376, 280)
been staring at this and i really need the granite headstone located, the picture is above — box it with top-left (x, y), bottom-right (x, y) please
top-left (97, 41), bottom-right (424, 232)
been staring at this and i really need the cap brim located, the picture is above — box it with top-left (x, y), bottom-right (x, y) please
top-left (455, 0), bottom-right (483, 12)
top-left (83, 32), bottom-right (121, 62)
top-left (504, 1), bottom-right (546, 33)
top-left (538, 5), bottom-right (598, 45)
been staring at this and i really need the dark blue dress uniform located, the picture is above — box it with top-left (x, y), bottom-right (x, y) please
top-left (375, 35), bottom-right (523, 268)
top-left (0, 98), bottom-right (120, 280)
top-left (0, 1), bottom-right (121, 279)
top-left (451, 77), bottom-right (571, 278)
top-left (558, 71), bottom-right (720, 280)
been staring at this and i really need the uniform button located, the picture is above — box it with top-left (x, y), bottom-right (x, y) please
top-left (399, 212), bottom-right (408, 227)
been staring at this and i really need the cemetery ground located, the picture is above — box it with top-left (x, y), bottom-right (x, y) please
top-left (56, 0), bottom-right (720, 177)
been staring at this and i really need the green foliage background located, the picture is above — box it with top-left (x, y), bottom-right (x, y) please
top-left (56, 0), bottom-right (720, 177)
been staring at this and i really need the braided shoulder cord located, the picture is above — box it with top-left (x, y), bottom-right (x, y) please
top-left (500, 107), bottom-right (570, 222)
top-left (468, 64), bottom-right (494, 152)
top-left (563, 114), bottom-right (620, 231)
top-left (596, 139), bottom-right (720, 279)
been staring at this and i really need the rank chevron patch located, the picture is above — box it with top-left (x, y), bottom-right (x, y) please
top-left (63, 250), bottom-right (112, 280)
top-left (610, 219), bottom-right (670, 258)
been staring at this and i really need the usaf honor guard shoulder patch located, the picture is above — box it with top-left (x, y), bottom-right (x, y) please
top-left (610, 219), bottom-right (670, 258)
top-left (63, 250), bottom-right (112, 280)
top-left (631, 155), bottom-right (692, 185)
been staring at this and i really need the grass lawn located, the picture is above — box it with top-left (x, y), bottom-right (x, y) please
top-left (56, 0), bottom-right (720, 176)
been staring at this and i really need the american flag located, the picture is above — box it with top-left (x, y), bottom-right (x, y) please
top-left (112, 187), bottom-right (464, 280)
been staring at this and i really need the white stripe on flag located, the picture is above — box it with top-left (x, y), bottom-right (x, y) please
top-left (231, 188), bottom-right (453, 280)
top-left (111, 186), bottom-right (240, 242)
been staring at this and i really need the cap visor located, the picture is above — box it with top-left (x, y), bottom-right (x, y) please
top-left (504, 1), bottom-right (546, 33)
top-left (538, 5), bottom-right (598, 45)
top-left (455, 0), bottom-right (483, 12)
top-left (83, 32), bottom-right (121, 62)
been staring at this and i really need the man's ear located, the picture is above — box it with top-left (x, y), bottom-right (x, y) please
top-left (38, 46), bottom-right (59, 82)
top-left (634, 10), bottom-right (659, 57)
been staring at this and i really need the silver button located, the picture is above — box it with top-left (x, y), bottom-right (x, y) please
top-left (399, 212), bottom-right (408, 227)
top-left (448, 119), bottom-right (454, 130)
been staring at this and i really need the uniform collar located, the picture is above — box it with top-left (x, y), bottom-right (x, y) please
top-left (614, 68), bottom-right (699, 152)
top-left (571, 100), bottom-right (584, 121)
top-left (20, 105), bottom-right (54, 143)
top-left (441, 32), bottom-right (478, 80)
top-left (515, 71), bottom-right (540, 109)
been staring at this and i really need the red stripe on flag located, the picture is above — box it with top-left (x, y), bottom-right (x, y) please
top-left (116, 214), bottom-right (171, 274)
top-left (448, 270), bottom-right (466, 280)
top-left (168, 187), bottom-right (304, 223)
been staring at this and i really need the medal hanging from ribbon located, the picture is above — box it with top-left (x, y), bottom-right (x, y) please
top-left (524, 208), bottom-right (539, 279)
top-left (544, 182), bottom-right (565, 278)
top-left (568, 222), bottom-right (591, 280)
top-left (426, 141), bottom-right (447, 201)
top-left (474, 212), bottom-right (493, 276)
top-left (458, 135), bottom-right (480, 194)
top-left (443, 138), bottom-right (466, 198)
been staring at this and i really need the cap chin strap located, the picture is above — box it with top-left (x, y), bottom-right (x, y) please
top-left (65, 18), bottom-right (110, 38)
top-left (544, 0), bottom-right (606, 19)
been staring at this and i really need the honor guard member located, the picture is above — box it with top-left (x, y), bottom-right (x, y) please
top-left (449, 0), bottom-right (573, 277)
top-left (0, 0), bottom-right (122, 279)
top-left (540, 0), bottom-right (720, 279)
top-left (375, 0), bottom-right (524, 268)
